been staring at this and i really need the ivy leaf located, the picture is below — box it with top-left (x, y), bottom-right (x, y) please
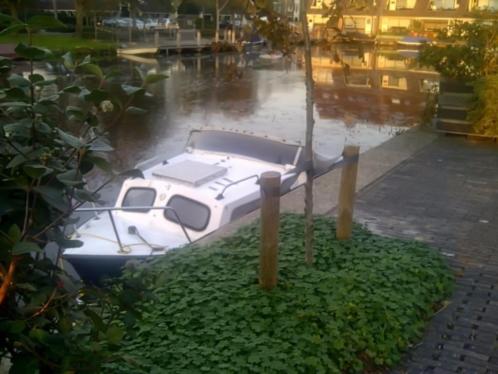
top-left (62, 52), bottom-right (74, 69)
top-left (7, 74), bottom-right (30, 87)
top-left (65, 106), bottom-right (85, 121)
top-left (62, 85), bottom-right (81, 94)
top-left (89, 138), bottom-right (113, 152)
top-left (4, 120), bottom-right (31, 138)
top-left (23, 164), bottom-right (53, 178)
top-left (57, 129), bottom-right (82, 148)
top-left (78, 63), bottom-right (104, 80)
top-left (85, 309), bottom-right (106, 332)
top-left (8, 224), bottom-right (21, 243)
top-left (85, 154), bottom-right (111, 172)
top-left (13, 241), bottom-right (42, 255)
top-left (83, 89), bottom-right (108, 104)
top-left (143, 73), bottom-right (168, 85)
top-left (56, 238), bottom-right (83, 248)
top-left (0, 101), bottom-right (30, 108)
top-left (15, 43), bottom-right (52, 60)
top-left (34, 186), bottom-right (67, 211)
top-left (6, 154), bottom-right (27, 169)
top-left (134, 66), bottom-right (145, 83)
top-left (106, 325), bottom-right (125, 345)
top-left (121, 84), bottom-right (145, 96)
top-left (29, 73), bottom-right (44, 83)
top-left (56, 170), bottom-right (82, 186)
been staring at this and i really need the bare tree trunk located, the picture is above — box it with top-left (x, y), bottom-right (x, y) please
top-left (75, 0), bottom-right (84, 37)
top-left (52, 0), bottom-right (58, 19)
top-left (215, 0), bottom-right (220, 43)
top-left (301, 0), bottom-right (315, 265)
top-left (9, 2), bottom-right (18, 20)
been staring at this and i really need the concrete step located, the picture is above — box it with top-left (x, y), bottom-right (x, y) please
top-left (438, 93), bottom-right (474, 110)
top-left (436, 118), bottom-right (473, 135)
top-left (437, 107), bottom-right (469, 121)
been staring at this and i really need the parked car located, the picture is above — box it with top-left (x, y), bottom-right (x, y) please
top-left (102, 17), bottom-right (145, 29)
top-left (144, 18), bottom-right (171, 30)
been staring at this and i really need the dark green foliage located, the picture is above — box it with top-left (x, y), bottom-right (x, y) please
top-left (0, 13), bottom-right (166, 373)
top-left (110, 214), bottom-right (453, 373)
top-left (469, 74), bottom-right (498, 136)
top-left (418, 15), bottom-right (498, 81)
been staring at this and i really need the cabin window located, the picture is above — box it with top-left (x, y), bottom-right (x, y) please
top-left (164, 195), bottom-right (210, 231)
top-left (122, 188), bottom-right (156, 213)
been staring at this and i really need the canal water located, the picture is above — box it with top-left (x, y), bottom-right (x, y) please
top-left (107, 46), bottom-right (439, 171)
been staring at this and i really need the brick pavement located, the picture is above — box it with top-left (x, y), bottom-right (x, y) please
top-left (353, 136), bottom-right (498, 374)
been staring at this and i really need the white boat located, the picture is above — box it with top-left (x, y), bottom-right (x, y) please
top-left (63, 129), bottom-right (342, 282)
top-left (259, 51), bottom-right (284, 60)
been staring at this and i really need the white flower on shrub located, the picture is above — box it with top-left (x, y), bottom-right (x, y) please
top-left (99, 100), bottom-right (114, 113)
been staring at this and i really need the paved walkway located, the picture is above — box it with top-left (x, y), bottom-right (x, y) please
top-left (354, 136), bottom-right (498, 373)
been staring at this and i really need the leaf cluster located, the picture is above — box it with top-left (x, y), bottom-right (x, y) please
top-left (110, 214), bottom-right (453, 373)
top-left (468, 74), bottom-right (498, 136)
top-left (418, 15), bottom-right (498, 80)
top-left (0, 24), bottom-right (167, 372)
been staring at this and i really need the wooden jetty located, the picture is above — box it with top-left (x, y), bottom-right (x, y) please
top-left (117, 29), bottom-right (222, 56)
top-left (117, 28), bottom-right (239, 56)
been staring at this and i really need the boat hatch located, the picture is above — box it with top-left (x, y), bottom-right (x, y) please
top-left (152, 160), bottom-right (227, 187)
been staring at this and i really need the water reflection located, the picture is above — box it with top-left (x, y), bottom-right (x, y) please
top-left (77, 47), bottom-right (439, 171)
top-left (310, 47), bottom-right (439, 126)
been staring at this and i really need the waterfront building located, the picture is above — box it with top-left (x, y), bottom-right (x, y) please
top-left (307, 0), bottom-right (497, 39)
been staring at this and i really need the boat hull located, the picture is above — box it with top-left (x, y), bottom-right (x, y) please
top-left (64, 254), bottom-right (148, 284)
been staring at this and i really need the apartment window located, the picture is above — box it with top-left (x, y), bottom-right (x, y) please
top-left (474, 0), bottom-right (498, 8)
top-left (392, 0), bottom-right (417, 9)
top-left (431, 0), bottom-right (458, 9)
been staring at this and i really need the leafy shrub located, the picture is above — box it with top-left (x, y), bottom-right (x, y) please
top-left (0, 13), bottom-right (166, 373)
top-left (110, 214), bottom-right (453, 373)
top-left (418, 16), bottom-right (498, 81)
top-left (469, 74), bottom-right (498, 136)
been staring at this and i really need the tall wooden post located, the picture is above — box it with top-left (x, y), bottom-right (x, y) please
top-left (336, 145), bottom-right (360, 240)
top-left (154, 30), bottom-right (159, 47)
top-left (259, 171), bottom-right (281, 291)
top-left (197, 30), bottom-right (201, 48)
top-left (176, 29), bottom-right (181, 52)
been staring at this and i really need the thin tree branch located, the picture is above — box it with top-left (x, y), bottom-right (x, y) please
top-left (0, 257), bottom-right (18, 306)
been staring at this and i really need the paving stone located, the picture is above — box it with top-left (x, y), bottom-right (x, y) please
top-left (352, 137), bottom-right (498, 374)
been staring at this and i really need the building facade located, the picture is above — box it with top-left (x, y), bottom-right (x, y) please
top-left (307, 0), bottom-right (497, 38)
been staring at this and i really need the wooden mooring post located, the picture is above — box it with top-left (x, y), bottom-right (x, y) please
top-left (336, 145), bottom-right (360, 240)
top-left (176, 29), bottom-right (181, 52)
top-left (154, 31), bottom-right (159, 47)
top-left (259, 171), bottom-right (281, 291)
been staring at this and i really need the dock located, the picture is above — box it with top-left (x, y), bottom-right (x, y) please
top-left (116, 29), bottom-right (235, 56)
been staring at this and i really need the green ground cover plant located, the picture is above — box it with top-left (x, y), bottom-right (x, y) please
top-left (111, 214), bottom-right (453, 373)
top-left (0, 34), bottom-right (116, 54)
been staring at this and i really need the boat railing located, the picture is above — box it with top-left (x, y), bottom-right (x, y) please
top-left (75, 206), bottom-right (192, 253)
top-left (215, 174), bottom-right (260, 200)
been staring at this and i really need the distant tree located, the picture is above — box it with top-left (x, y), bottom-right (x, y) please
top-left (0, 0), bottom-right (26, 19)
top-left (419, 13), bottom-right (498, 80)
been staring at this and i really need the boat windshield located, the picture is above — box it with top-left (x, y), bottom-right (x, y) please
top-left (122, 188), bottom-right (156, 213)
top-left (187, 130), bottom-right (301, 166)
top-left (164, 195), bottom-right (210, 231)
